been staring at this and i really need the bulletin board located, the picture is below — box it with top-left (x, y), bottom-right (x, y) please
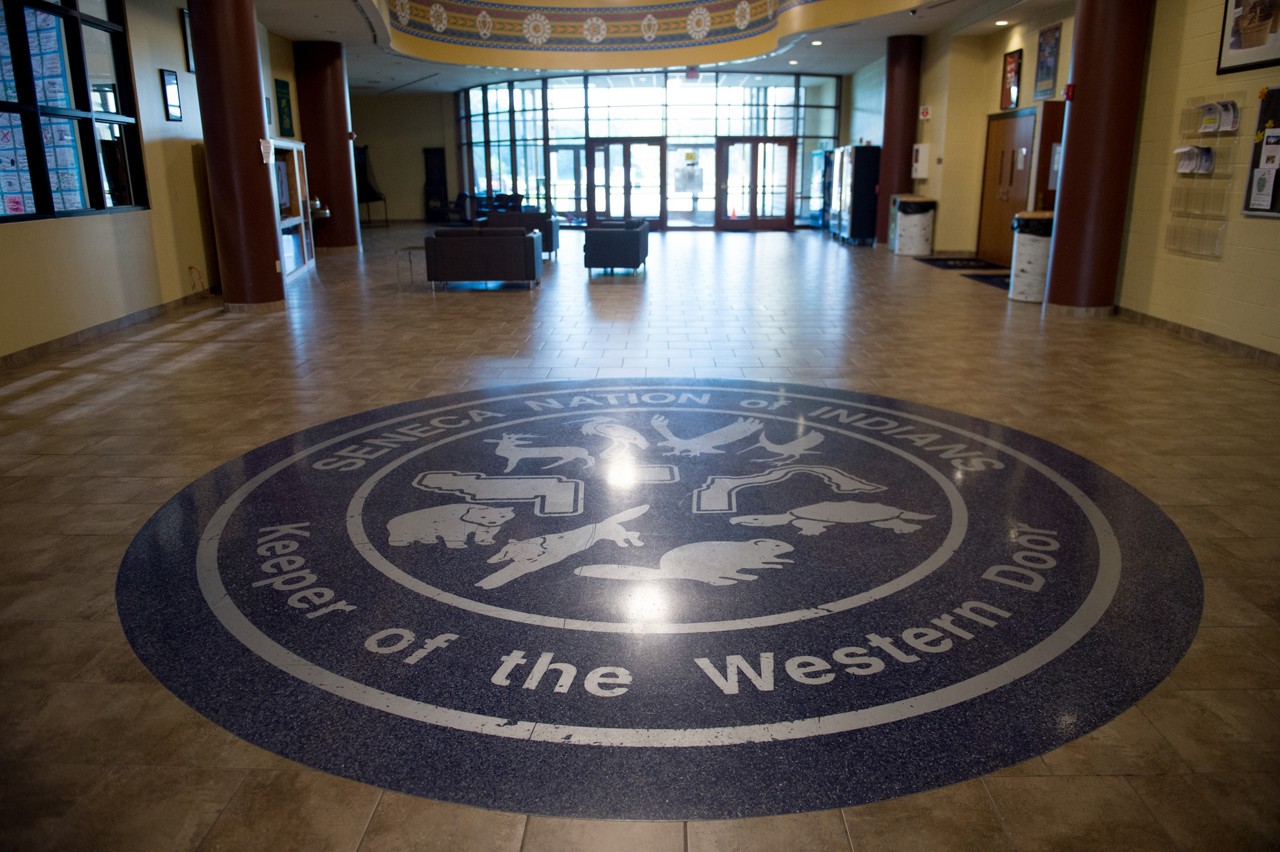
top-left (1244, 86), bottom-right (1280, 217)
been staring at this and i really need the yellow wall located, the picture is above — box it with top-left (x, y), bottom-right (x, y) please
top-left (1120, 0), bottom-right (1279, 354)
top-left (850, 59), bottom-right (886, 147)
top-left (350, 93), bottom-right (459, 221)
top-left (0, 0), bottom-right (213, 359)
top-left (916, 3), bottom-right (1075, 252)
top-left (265, 30), bottom-right (302, 141)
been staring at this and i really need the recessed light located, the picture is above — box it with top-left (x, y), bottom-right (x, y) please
top-left (995, 20), bottom-right (1009, 26)
top-left (811, 40), bottom-right (823, 46)
top-left (788, 60), bottom-right (798, 65)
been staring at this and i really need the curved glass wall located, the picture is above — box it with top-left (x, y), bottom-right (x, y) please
top-left (458, 72), bottom-right (839, 229)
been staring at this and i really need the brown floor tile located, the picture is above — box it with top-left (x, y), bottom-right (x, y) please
top-left (358, 795), bottom-right (526, 852)
top-left (43, 764), bottom-right (245, 852)
top-left (687, 810), bottom-right (850, 851)
top-left (1139, 689), bottom-right (1280, 773)
top-left (1038, 707), bottom-right (1190, 776)
top-left (840, 780), bottom-right (1010, 851)
top-left (0, 761), bottom-right (108, 851)
top-left (1163, 627), bottom-right (1280, 690)
top-left (1129, 772), bottom-right (1280, 852)
top-left (523, 814), bottom-right (683, 852)
top-left (194, 770), bottom-right (381, 852)
top-left (982, 776), bottom-right (1177, 851)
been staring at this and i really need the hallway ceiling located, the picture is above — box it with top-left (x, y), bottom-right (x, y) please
top-left (252, 0), bottom-right (1066, 95)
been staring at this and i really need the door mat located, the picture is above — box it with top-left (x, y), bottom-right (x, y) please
top-left (916, 257), bottom-right (1008, 271)
top-left (963, 273), bottom-right (1013, 289)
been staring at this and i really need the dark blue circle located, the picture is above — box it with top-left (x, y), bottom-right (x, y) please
top-left (116, 380), bottom-right (1201, 820)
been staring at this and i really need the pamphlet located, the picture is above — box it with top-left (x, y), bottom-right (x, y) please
top-left (1250, 168), bottom-right (1276, 211)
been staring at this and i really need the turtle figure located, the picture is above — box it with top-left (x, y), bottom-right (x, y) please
top-left (730, 500), bottom-right (933, 536)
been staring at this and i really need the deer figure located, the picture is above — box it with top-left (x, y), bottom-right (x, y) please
top-left (485, 433), bottom-right (595, 473)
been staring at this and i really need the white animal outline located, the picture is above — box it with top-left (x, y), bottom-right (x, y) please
top-left (485, 433), bottom-right (595, 473)
top-left (740, 429), bottom-right (825, 466)
top-left (649, 415), bottom-right (763, 457)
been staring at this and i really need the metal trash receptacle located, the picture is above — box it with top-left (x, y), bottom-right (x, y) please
top-left (1009, 211), bottom-right (1054, 302)
top-left (890, 195), bottom-right (936, 256)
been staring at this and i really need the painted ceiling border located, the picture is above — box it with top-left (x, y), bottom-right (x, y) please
top-left (375, 0), bottom-right (921, 71)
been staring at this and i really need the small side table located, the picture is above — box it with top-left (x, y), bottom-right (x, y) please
top-left (396, 245), bottom-right (426, 285)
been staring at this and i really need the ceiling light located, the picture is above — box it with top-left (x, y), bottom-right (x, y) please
top-left (811, 40), bottom-right (823, 46)
top-left (995, 20), bottom-right (1009, 26)
top-left (788, 60), bottom-right (798, 65)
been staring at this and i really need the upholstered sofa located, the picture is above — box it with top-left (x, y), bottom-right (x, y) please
top-left (423, 227), bottom-right (542, 290)
top-left (584, 219), bottom-right (649, 273)
top-left (483, 210), bottom-right (560, 256)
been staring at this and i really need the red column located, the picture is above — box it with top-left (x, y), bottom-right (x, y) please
top-left (187, 0), bottom-right (284, 309)
top-left (1045, 0), bottom-right (1155, 311)
top-left (877, 35), bottom-right (923, 244)
top-left (294, 42), bottom-right (361, 251)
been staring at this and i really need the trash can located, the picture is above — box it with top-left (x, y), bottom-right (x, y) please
top-left (890, 195), bottom-right (936, 256)
top-left (1009, 211), bottom-right (1054, 302)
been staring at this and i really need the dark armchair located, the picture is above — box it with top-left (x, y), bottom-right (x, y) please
top-left (584, 219), bottom-right (649, 273)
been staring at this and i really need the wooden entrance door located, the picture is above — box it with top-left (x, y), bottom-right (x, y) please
top-left (976, 110), bottom-right (1036, 266)
top-left (714, 137), bottom-right (795, 230)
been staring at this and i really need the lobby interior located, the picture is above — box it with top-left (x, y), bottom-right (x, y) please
top-left (1, 0), bottom-right (1279, 850)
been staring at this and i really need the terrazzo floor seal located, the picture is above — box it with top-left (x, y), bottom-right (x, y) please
top-left (116, 379), bottom-right (1202, 820)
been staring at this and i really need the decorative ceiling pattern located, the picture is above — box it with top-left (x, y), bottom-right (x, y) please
top-left (390, 0), bottom-right (795, 52)
top-left (379, 0), bottom-right (906, 69)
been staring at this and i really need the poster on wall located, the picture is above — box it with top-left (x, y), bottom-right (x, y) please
top-left (1245, 86), bottom-right (1280, 216)
top-left (1218, 0), bottom-right (1280, 74)
top-left (275, 79), bottom-right (294, 138)
top-left (1001, 49), bottom-right (1022, 110)
top-left (1035, 24), bottom-right (1061, 100)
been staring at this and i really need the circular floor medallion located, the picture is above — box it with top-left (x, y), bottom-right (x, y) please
top-left (117, 380), bottom-right (1202, 819)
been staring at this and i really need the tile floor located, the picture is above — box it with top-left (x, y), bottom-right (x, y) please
top-left (0, 225), bottom-right (1277, 851)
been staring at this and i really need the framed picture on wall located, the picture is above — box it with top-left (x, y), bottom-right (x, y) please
top-left (1001, 49), bottom-right (1022, 110)
top-left (275, 79), bottom-right (294, 137)
top-left (179, 9), bottom-right (195, 74)
top-left (161, 69), bottom-right (182, 121)
top-left (1035, 24), bottom-right (1062, 100)
top-left (1218, 0), bottom-right (1280, 74)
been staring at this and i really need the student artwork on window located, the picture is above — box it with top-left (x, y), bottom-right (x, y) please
top-left (3, 11), bottom-right (86, 214)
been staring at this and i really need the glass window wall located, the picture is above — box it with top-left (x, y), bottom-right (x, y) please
top-left (459, 71), bottom-right (839, 228)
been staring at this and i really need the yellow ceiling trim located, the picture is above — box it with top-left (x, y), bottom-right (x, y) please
top-left (376, 0), bottom-right (921, 72)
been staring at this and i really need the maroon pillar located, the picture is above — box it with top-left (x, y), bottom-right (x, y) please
top-left (187, 0), bottom-right (284, 309)
top-left (294, 42), bottom-right (361, 251)
top-left (877, 35), bottom-right (923, 244)
top-left (1045, 0), bottom-right (1155, 310)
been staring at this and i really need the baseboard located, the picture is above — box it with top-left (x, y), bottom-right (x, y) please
top-left (1117, 307), bottom-right (1280, 367)
top-left (0, 290), bottom-right (216, 370)
top-left (1044, 304), bottom-right (1117, 319)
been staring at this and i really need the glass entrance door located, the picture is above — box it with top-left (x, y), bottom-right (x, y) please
top-left (549, 146), bottom-right (587, 225)
top-left (586, 138), bottom-right (666, 228)
top-left (714, 137), bottom-right (796, 230)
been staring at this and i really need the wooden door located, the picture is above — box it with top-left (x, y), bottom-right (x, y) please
top-left (976, 110), bottom-right (1036, 266)
top-left (714, 137), bottom-right (795, 231)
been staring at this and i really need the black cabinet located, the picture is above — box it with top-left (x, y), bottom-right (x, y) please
top-left (829, 145), bottom-right (880, 245)
top-left (423, 147), bottom-right (448, 222)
